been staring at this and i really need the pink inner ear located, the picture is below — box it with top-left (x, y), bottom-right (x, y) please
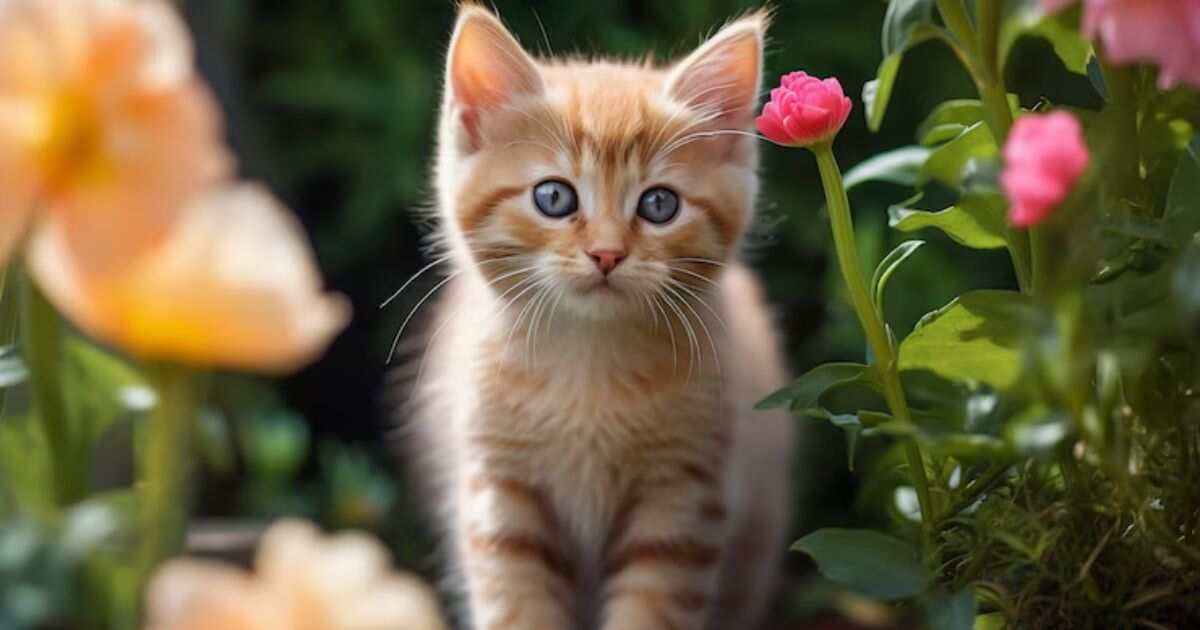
top-left (668, 28), bottom-right (763, 127)
top-left (448, 11), bottom-right (543, 149)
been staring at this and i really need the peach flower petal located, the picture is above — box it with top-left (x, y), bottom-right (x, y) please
top-left (145, 519), bottom-right (449, 630)
top-left (28, 183), bottom-right (350, 374)
top-left (0, 0), bottom-right (231, 273)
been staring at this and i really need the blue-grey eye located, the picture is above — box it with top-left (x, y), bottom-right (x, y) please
top-left (533, 180), bottom-right (578, 218)
top-left (637, 187), bottom-right (680, 224)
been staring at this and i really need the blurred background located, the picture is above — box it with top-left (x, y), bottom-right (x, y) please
top-left (175, 0), bottom-right (1082, 624)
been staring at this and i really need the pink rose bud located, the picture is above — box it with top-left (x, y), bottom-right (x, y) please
top-left (1081, 0), bottom-right (1200, 90)
top-left (1000, 112), bottom-right (1090, 229)
top-left (756, 71), bottom-right (853, 147)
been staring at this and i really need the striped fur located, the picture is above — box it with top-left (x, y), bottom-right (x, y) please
top-left (404, 5), bottom-right (794, 629)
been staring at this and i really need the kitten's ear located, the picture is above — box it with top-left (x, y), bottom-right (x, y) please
top-left (446, 5), bottom-right (543, 142)
top-left (665, 11), bottom-right (768, 127)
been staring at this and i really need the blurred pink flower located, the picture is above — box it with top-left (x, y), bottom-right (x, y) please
top-left (0, 0), bottom-right (230, 272)
top-left (756, 72), bottom-right (853, 147)
top-left (146, 519), bottom-right (449, 630)
top-left (1081, 0), bottom-right (1200, 89)
top-left (1001, 112), bottom-right (1090, 228)
top-left (28, 183), bottom-right (350, 374)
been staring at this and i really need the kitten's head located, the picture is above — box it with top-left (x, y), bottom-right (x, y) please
top-left (435, 4), bottom-right (766, 320)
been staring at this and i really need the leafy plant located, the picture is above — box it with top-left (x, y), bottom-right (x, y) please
top-left (764, 1), bottom-right (1200, 627)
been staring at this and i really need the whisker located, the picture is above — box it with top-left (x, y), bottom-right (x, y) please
top-left (659, 289), bottom-right (699, 382)
top-left (649, 293), bottom-right (678, 376)
top-left (667, 278), bottom-right (730, 335)
top-left (387, 272), bottom-right (459, 364)
top-left (380, 255), bottom-right (451, 309)
top-left (664, 283), bottom-right (721, 378)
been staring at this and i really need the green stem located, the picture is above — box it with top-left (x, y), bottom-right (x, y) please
top-left (936, 0), bottom-right (978, 60)
top-left (138, 365), bottom-right (197, 581)
top-left (813, 143), bottom-right (936, 550)
top-left (0, 264), bottom-right (22, 418)
top-left (936, 461), bottom-right (1011, 528)
top-left (22, 277), bottom-right (84, 504)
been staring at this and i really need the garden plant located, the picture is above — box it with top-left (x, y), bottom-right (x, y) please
top-left (0, 0), bottom-right (1196, 629)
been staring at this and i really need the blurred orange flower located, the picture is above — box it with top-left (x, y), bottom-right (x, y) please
top-left (27, 183), bottom-right (350, 373)
top-left (145, 520), bottom-right (449, 630)
top-left (0, 0), bottom-right (229, 272)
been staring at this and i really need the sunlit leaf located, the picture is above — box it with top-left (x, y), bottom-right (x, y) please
top-left (890, 194), bottom-right (1008, 250)
top-left (1000, 1), bottom-right (1091, 74)
top-left (920, 123), bottom-right (999, 188)
top-left (917, 100), bottom-right (984, 146)
top-left (900, 291), bottom-right (1033, 389)
top-left (872, 240), bottom-right (925, 318)
top-left (757, 363), bottom-right (870, 410)
top-left (845, 146), bottom-right (933, 189)
top-left (867, 0), bottom-right (943, 131)
top-left (793, 528), bottom-right (929, 600)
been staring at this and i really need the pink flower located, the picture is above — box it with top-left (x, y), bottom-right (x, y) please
top-left (756, 72), bottom-right (853, 147)
top-left (1000, 112), bottom-right (1090, 228)
top-left (1080, 0), bottom-right (1200, 90)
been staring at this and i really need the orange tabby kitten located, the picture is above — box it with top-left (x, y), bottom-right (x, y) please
top-left (406, 4), bottom-right (794, 629)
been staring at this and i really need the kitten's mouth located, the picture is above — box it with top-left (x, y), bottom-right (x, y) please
top-left (584, 278), bottom-right (623, 295)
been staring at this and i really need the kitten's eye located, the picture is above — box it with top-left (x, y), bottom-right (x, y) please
top-left (637, 187), bottom-right (680, 225)
top-left (533, 180), bottom-right (578, 218)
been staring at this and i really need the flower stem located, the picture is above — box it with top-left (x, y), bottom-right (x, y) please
top-left (0, 264), bottom-right (22, 418)
top-left (813, 143), bottom-right (936, 551)
top-left (22, 276), bottom-right (85, 504)
top-left (138, 364), bottom-right (197, 581)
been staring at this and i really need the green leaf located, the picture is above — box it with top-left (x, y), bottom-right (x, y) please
top-left (900, 291), bottom-right (1033, 389)
top-left (872, 240), bottom-right (925, 318)
top-left (926, 590), bottom-right (978, 630)
top-left (917, 100), bottom-right (985, 146)
top-left (1007, 412), bottom-right (1070, 455)
top-left (792, 528), bottom-right (930, 600)
top-left (63, 337), bottom-right (150, 444)
top-left (756, 363), bottom-right (869, 411)
top-left (920, 123), bottom-right (999, 188)
top-left (0, 417), bottom-right (54, 517)
top-left (0, 346), bottom-right (27, 388)
top-left (890, 194), bottom-right (1009, 250)
top-left (1000, 1), bottom-right (1091, 74)
top-left (844, 146), bottom-right (932, 190)
top-left (867, 0), bottom-right (942, 131)
top-left (827, 414), bottom-right (864, 470)
top-left (1165, 135), bottom-right (1200, 244)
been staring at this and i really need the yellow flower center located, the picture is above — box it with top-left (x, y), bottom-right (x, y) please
top-left (37, 90), bottom-right (115, 194)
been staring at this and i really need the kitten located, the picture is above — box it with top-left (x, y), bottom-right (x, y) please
top-left (404, 4), bottom-right (794, 629)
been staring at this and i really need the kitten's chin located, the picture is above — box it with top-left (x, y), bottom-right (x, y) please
top-left (558, 284), bottom-right (642, 321)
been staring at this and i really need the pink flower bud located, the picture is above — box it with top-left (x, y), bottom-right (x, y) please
top-left (1072, 0), bottom-right (1200, 90)
top-left (1000, 112), bottom-right (1090, 229)
top-left (756, 72), bottom-right (853, 147)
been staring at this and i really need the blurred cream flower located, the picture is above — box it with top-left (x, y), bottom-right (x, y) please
top-left (0, 0), bottom-right (229, 271)
top-left (145, 520), bottom-right (449, 630)
top-left (27, 183), bottom-right (350, 373)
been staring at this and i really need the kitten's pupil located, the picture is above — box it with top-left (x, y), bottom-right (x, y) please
top-left (638, 187), bottom-right (680, 224)
top-left (533, 180), bottom-right (578, 218)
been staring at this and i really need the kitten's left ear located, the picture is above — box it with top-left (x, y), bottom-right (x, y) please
top-left (665, 11), bottom-right (768, 127)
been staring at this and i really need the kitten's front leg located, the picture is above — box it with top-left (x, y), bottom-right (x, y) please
top-left (457, 468), bottom-right (575, 630)
top-left (600, 463), bottom-right (727, 630)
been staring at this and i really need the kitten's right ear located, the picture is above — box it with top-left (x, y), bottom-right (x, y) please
top-left (446, 5), bottom-right (543, 145)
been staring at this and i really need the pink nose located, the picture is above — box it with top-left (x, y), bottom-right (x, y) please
top-left (588, 249), bottom-right (627, 275)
